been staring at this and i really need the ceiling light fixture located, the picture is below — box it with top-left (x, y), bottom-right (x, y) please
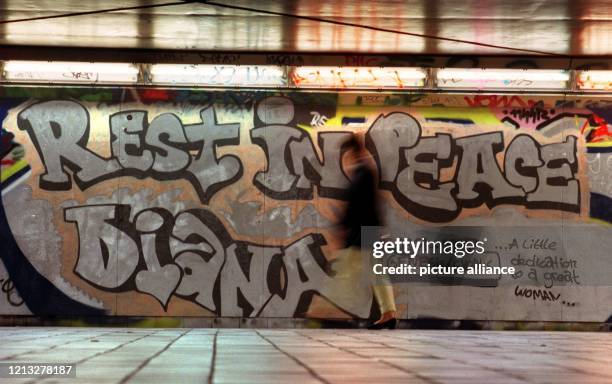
top-left (576, 70), bottom-right (612, 90)
top-left (290, 67), bottom-right (427, 88)
top-left (436, 68), bottom-right (570, 90)
top-left (2, 61), bottom-right (140, 84)
top-left (148, 64), bottom-right (287, 87)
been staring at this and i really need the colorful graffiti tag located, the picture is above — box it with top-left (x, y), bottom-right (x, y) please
top-left (1, 88), bottom-right (611, 321)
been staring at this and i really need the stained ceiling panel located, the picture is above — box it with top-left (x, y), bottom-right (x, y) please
top-left (0, 0), bottom-right (610, 56)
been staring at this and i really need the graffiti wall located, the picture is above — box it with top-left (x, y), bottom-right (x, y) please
top-left (1, 87), bottom-right (611, 321)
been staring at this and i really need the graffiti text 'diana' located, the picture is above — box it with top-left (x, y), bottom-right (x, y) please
top-left (63, 204), bottom-right (369, 317)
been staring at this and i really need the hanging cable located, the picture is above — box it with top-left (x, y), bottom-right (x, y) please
top-left (0, 1), bottom-right (188, 25)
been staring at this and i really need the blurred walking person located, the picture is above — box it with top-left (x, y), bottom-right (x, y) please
top-left (332, 132), bottom-right (397, 329)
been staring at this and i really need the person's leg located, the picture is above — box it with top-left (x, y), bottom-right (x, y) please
top-left (372, 284), bottom-right (397, 323)
top-left (365, 247), bottom-right (398, 325)
top-left (320, 247), bottom-right (374, 319)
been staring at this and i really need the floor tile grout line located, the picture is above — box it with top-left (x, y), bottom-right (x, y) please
top-left (207, 330), bottom-right (219, 384)
top-left (118, 329), bottom-right (192, 384)
top-left (0, 330), bottom-right (86, 344)
top-left (254, 330), bottom-right (331, 384)
top-left (331, 331), bottom-right (440, 359)
top-left (340, 331), bottom-right (612, 380)
top-left (297, 331), bottom-right (443, 384)
top-left (337, 331), bottom-right (533, 383)
top-left (24, 330), bottom-right (163, 384)
top-left (72, 330), bottom-right (163, 365)
top-left (1, 330), bottom-right (121, 361)
top-left (340, 337), bottom-right (548, 383)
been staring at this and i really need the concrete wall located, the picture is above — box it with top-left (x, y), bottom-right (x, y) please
top-left (1, 88), bottom-right (610, 321)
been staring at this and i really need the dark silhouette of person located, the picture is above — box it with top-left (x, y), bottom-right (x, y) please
top-left (339, 132), bottom-right (397, 329)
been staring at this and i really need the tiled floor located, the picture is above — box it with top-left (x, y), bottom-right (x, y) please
top-left (0, 328), bottom-right (611, 383)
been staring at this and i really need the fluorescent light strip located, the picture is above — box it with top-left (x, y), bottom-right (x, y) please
top-left (149, 64), bottom-right (287, 87)
top-left (577, 70), bottom-right (612, 90)
top-left (291, 66), bottom-right (427, 88)
top-left (2, 61), bottom-right (139, 84)
top-left (437, 69), bottom-right (570, 90)
top-left (0, 60), bottom-right (606, 93)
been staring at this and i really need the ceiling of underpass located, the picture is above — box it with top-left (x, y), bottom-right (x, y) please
top-left (0, 0), bottom-right (611, 57)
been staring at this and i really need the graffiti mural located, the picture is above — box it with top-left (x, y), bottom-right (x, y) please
top-left (1, 88), bottom-right (611, 321)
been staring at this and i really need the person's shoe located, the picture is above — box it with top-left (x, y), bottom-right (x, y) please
top-left (366, 318), bottom-right (397, 330)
